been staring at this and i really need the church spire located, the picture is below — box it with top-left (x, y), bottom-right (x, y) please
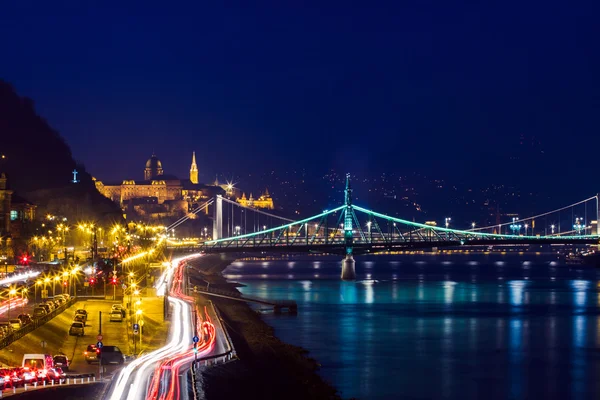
top-left (190, 151), bottom-right (198, 184)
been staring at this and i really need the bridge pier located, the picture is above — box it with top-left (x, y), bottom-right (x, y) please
top-left (341, 254), bottom-right (356, 280)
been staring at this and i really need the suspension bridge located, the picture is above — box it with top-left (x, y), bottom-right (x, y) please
top-left (166, 174), bottom-right (600, 280)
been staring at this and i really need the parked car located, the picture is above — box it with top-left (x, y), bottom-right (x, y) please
top-left (53, 299), bottom-right (62, 308)
top-left (84, 344), bottom-right (99, 364)
top-left (69, 322), bottom-right (84, 336)
top-left (17, 314), bottom-right (33, 325)
top-left (44, 302), bottom-right (55, 311)
top-left (33, 307), bottom-right (47, 318)
top-left (111, 304), bottom-right (126, 318)
top-left (53, 355), bottom-right (69, 372)
top-left (99, 346), bottom-right (125, 365)
top-left (9, 319), bottom-right (22, 330)
top-left (40, 304), bottom-right (51, 314)
top-left (0, 322), bottom-right (14, 335)
top-left (74, 310), bottom-right (87, 323)
top-left (109, 310), bottom-right (123, 322)
top-left (74, 314), bottom-right (86, 324)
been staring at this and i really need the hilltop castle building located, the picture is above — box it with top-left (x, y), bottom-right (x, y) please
top-left (94, 153), bottom-right (224, 219)
top-left (236, 189), bottom-right (274, 210)
top-left (95, 152), bottom-right (275, 218)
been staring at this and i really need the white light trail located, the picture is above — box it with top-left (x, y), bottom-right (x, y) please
top-left (0, 271), bottom-right (40, 286)
top-left (108, 253), bottom-right (204, 400)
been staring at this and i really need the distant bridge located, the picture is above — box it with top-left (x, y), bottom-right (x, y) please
top-left (167, 174), bottom-right (600, 279)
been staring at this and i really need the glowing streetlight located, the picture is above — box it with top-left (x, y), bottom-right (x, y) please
top-left (471, 222), bottom-right (475, 230)
top-left (551, 224), bottom-right (555, 235)
top-left (524, 223), bottom-right (529, 236)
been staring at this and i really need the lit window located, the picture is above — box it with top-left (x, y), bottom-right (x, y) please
top-left (10, 210), bottom-right (18, 221)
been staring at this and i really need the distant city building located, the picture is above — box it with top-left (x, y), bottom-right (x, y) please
top-left (236, 189), bottom-right (274, 210)
top-left (190, 151), bottom-right (198, 184)
top-left (0, 173), bottom-right (36, 239)
top-left (94, 153), bottom-right (224, 219)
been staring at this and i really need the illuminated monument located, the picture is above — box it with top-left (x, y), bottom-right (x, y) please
top-left (95, 153), bottom-right (223, 219)
top-left (236, 189), bottom-right (274, 210)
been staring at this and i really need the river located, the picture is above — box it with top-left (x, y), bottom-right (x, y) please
top-left (223, 252), bottom-right (600, 400)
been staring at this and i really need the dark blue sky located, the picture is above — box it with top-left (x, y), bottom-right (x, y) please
top-left (2, 1), bottom-right (599, 200)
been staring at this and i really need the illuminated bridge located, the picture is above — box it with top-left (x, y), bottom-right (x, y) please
top-left (167, 174), bottom-right (600, 280)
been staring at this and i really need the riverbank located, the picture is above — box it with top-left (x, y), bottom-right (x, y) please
top-left (186, 254), bottom-right (343, 400)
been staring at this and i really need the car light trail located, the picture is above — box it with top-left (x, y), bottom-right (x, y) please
top-left (0, 297), bottom-right (28, 316)
top-left (0, 271), bottom-right (40, 286)
top-left (107, 253), bottom-right (209, 400)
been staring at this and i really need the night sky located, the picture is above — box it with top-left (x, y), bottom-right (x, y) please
top-left (1, 1), bottom-right (599, 201)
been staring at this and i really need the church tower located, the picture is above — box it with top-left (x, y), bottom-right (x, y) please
top-left (190, 151), bottom-right (198, 184)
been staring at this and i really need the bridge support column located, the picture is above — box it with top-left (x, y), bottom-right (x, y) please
top-left (341, 254), bottom-right (356, 280)
top-left (213, 195), bottom-right (223, 241)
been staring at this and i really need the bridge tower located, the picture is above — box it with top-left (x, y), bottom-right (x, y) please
top-left (213, 195), bottom-right (223, 240)
top-left (341, 173), bottom-right (356, 280)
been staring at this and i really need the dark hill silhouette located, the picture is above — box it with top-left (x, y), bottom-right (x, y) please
top-left (0, 80), bottom-right (122, 223)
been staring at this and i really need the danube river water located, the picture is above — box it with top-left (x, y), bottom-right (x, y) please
top-left (223, 253), bottom-right (600, 400)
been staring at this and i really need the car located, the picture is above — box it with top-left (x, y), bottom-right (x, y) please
top-left (0, 322), bottom-right (14, 335)
top-left (84, 344), bottom-right (99, 364)
top-left (111, 304), bottom-right (126, 318)
top-left (62, 294), bottom-right (71, 300)
top-left (74, 311), bottom-right (87, 323)
top-left (0, 369), bottom-right (13, 389)
top-left (53, 355), bottom-right (69, 372)
top-left (8, 368), bottom-right (24, 387)
top-left (109, 310), bottom-right (123, 322)
top-left (13, 367), bottom-right (36, 385)
top-left (17, 314), bottom-right (33, 325)
top-left (76, 309), bottom-right (88, 316)
top-left (69, 321), bottom-right (84, 336)
top-left (33, 307), bottom-right (47, 318)
top-left (74, 314), bottom-right (85, 324)
top-left (9, 319), bottom-right (22, 330)
top-left (22, 354), bottom-right (54, 370)
top-left (0, 374), bottom-right (9, 390)
top-left (44, 302), bottom-right (55, 311)
top-left (40, 304), bottom-right (51, 314)
top-left (36, 367), bottom-right (64, 383)
top-left (99, 346), bottom-right (125, 365)
top-left (53, 299), bottom-right (62, 307)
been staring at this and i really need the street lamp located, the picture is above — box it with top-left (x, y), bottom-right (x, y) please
top-left (471, 222), bottom-right (475, 230)
top-left (366, 221), bottom-right (372, 242)
top-left (551, 224), bottom-right (555, 235)
top-left (524, 223), bottom-right (528, 236)
top-left (445, 218), bottom-right (451, 229)
top-left (235, 226), bottom-right (241, 236)
top-left (510, 217), bottom-right (522, 235)
top-left (573, 218), bottom-right (584, 235)
top-left (53, 275), bottom-right (60, 297)
top-left (35, 279), bottom-right (42, 303)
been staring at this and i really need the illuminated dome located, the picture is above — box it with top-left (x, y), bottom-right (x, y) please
top-left (145, 154), bottom-right (162, 169)
top-left (144, 154), bottom-right (164, 180)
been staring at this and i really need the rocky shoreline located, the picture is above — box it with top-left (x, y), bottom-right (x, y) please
top-left (186, 254), bottom-right (343, 400)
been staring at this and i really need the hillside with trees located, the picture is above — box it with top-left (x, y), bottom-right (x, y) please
top-left (0, 79), bottom-right (122, 224)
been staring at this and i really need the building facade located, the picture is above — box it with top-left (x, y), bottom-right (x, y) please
top-left (236, 189), bottom-right (274, 210)
top-left (0, 173), bottom-right (36, 239)
top-left (95, 153), bottom-right (223, 216)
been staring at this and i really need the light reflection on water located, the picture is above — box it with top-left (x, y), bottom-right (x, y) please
top-left (224, 254), bottom-right (600, 400)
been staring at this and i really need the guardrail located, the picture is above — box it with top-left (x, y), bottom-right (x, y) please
top-left (190, 301), bottom-right (237, 400)
top-left (0, 297), bottom-right (77, 351)
top-left (0, 373), bottom-right (97, 398)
